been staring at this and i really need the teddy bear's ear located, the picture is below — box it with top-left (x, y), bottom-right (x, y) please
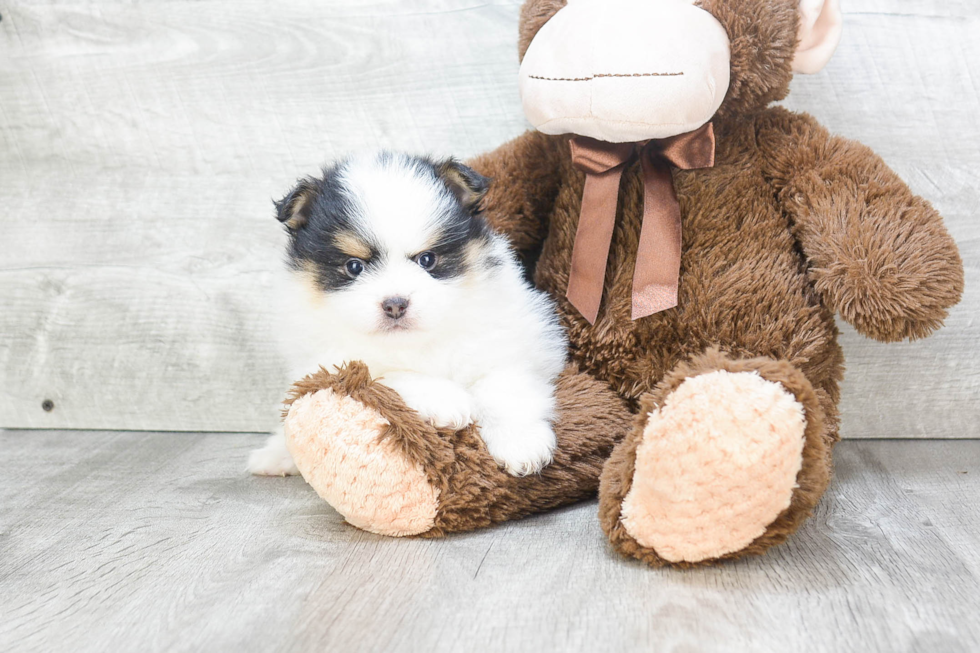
top-left (518, 0), bottom-right (568, 61)
top-left (792, 0), bottom-right (843, 74)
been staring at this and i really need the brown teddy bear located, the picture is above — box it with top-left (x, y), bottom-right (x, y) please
top-left (281, 0), bottom-right (963, 566)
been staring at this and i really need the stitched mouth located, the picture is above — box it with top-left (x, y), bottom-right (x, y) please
top-left (528, 72), bottom-right (685, 82)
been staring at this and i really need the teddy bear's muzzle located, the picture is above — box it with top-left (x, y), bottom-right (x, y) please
top-left (519, 0), bottom-right (731, 143)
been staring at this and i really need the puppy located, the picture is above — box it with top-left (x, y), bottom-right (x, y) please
top-left (248, 152), bottom-right (567, 477)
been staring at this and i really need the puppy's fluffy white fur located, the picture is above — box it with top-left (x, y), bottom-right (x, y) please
top-left (249, 152), bottom-right (567, 477)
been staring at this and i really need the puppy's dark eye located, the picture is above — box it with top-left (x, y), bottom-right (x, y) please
top-left (345, 258), bottom-right (365, 277)
top-left (416, 252), bottom-right (437, 271)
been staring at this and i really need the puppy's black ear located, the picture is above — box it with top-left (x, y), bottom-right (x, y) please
top-left (436, 159), bottom-right (490, 212)
top-left (275, 177), bottom-right (319, 230)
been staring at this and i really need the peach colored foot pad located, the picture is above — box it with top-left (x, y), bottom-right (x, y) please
top-left (284, 389), bottom-right (439, 537)
top-left (620, 371), bottom-right (806, 563)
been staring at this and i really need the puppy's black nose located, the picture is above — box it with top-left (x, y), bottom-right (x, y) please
top-left (382, 297), bottom-right (409, 320)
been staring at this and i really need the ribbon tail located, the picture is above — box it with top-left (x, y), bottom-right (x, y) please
top-left (631, 159), bottom-right (681, 319)
top-left (566, 167), bottom-right (624, 324)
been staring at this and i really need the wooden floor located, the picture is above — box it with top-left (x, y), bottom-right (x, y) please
top-left (1, 431), bottom-right (978, 652)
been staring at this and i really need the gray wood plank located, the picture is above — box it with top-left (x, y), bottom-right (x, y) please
top-left (0, 0), bottom-right (530, 432)
top-left (0, 0), bottom-right (977, 435)
top-left (1, 430), bottom-right (978, 652)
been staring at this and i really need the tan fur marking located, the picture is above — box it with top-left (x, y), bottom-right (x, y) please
top-left (334, 232), bottom-right (373, 260)
top-left (296, 262), bottom-right (325, 308)
top-left (463, 239), bottom-right (489, 269)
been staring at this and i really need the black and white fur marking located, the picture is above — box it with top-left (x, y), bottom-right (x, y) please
top-left (248, 152), bottom-right (567, 476)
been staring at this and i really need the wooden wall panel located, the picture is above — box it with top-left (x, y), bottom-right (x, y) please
top-left (0, 0), bottom-right (976, 435)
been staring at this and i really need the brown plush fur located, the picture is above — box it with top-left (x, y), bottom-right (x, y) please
top-left (285, 0), bottom-right (963, 565)
top-left (285, 362), bottom-right (634, 536)
top-left (467, 0), bottom-right (962, 563)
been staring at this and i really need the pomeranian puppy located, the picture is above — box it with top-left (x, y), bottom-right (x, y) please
top-left (248, 152), bottom-right (567, 477)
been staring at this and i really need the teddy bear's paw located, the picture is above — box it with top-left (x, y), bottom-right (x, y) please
top-left (481, 419), bottom-right (557, 477)
top-left (620, 370), bottom-right (806, 563)
top-left (283, 388), bottom-right (440, 537)
top-left (247, 431), bottom-right (300, 477)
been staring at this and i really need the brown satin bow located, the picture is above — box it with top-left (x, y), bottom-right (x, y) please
top-left (566, 122), bottom-right (716, 324)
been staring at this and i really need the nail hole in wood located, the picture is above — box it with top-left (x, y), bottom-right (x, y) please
top-left (42, 399), bottom-right (55, 412)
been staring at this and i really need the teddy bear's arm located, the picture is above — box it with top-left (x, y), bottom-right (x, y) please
top-left (467, 130), bottom-right (566, 253)
top-left (756, 107), bottom-right (964, 342)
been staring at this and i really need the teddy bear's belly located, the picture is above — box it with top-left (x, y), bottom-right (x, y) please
top-left (538, 187), bottom-right (840, 404)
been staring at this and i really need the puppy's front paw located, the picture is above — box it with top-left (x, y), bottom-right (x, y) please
top-left (248, 433), bottom-right (299, 477)
top-left (481, 420), bottom-right (557, 477)
top-left (419, 398), bottom-right (473, 430)
top-left (380, 373), bottom-right (474, 430)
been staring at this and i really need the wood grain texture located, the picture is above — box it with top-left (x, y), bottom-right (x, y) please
top-left (1, 430), bottom-right (978, 652)
top-left (0, 0), bottom-right (977, 434)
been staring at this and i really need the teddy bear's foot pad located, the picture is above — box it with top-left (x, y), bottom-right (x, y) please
top-left (620, 370), bottom-right (806, 563)
top-left (284, 388), bottom-right (439, 537)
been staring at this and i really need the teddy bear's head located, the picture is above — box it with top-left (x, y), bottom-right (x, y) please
top-left (517, 0), bottom-right (842, 142)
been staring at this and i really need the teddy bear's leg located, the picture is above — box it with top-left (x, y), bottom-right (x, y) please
top-left (598, 349), bottom-right (833, 567)
top-left (282, 362), bottom-right (632, 538)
